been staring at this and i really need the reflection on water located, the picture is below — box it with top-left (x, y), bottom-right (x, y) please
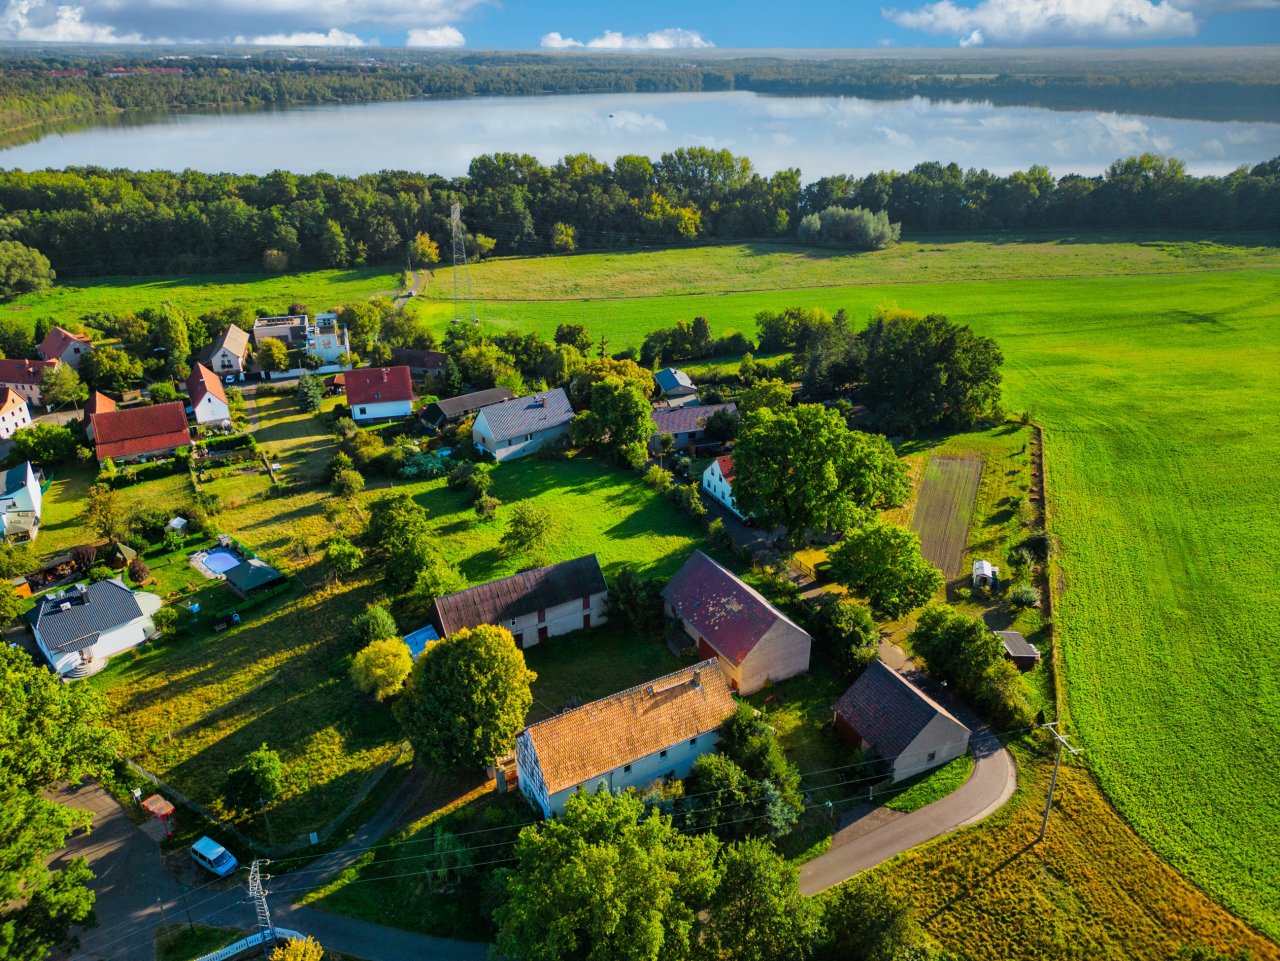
top-left (0, 91), bottom-right (1275, 178)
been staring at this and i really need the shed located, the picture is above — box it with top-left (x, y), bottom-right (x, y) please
top-left (972, 559), bottom-right (999, 588)
top-left (420, 388), bottom-right (516, 431)
top-left (996, 630), bottom-right (1042, 671)
top-left (224, 559), bottom-right (286, 599)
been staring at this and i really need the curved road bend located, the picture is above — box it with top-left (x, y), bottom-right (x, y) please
top-left (798, 726), bottom-right (1017, 896)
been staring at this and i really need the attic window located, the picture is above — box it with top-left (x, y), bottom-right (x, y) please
top-left (623, 764), bottom-right (632, 773)
top-left (659, 749), bottom-right (668, 759)
top-left (689, 736), bottom-right (698, 746)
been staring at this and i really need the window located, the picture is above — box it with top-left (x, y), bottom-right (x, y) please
top-left (623, 764), bottom-right (632, 773)
top-left (582, 596), bottom-right (590, 610)
top-left (537, 608), bottom-right (546, 623)
top-left (927, 751), bottom-right (937, 763)
top-left (689, 737), bottom-right (698, 746)
top-left (358, 407), bottom-right (367, 416)
top-left (659, 749), bottom-right (668, 759)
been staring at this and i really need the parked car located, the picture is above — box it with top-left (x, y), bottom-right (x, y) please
top-left (190, 836), bottom-right (238, 877)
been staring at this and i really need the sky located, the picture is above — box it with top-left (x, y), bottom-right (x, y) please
top-left (0, 0), bottom-right (1277, 49)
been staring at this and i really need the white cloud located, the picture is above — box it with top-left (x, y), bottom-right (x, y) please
top-left (959, 27), bottom-right (984, 44)
top-left (406, 24), bottom-right (464, 45)
top-left (236, 26), bottom-right (365, 45)
top-left (541, 27), bottom-right (714, 50)
top-left (0, 0), bottom-right (148, 41)
top-left (1169, 0), bottom-right (1279, 8)
top-left (883, 0), bottom-right (1202, 44)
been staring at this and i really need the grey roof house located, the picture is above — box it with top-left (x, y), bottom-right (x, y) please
top-left (421, 388), bottom-right (516, 431)
top-left (224, 558), bottom-right (287, 599)
top-left (650, 402), bottom-right (738, 452)
top-left (833, 659), bottom-right (971, 782)
top-left (28, 579), bottom-right (162, 679)
top-left (655, 368), bottom-right (698, 405)
top-left (429, 554), bottom-right (608, 649)
top-left (472, 388), bottom-right (575, 462)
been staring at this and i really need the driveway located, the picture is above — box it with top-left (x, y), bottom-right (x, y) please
top-left (53, 777), bottom-right (488, 961)
top-left (798, 645), bottom-right (1019, 895)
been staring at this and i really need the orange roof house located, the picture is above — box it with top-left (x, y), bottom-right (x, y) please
top-left (90, 402), bottom-right (190, 463)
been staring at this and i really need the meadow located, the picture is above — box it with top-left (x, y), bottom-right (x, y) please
top-left (418, 242), bottom-right (1280, 938)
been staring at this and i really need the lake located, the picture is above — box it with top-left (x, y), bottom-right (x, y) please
top-left (1, 91), bottom-right (1276, 179)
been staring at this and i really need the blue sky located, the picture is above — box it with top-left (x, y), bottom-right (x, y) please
top-left (0, 0), bottom-right (1276, 48)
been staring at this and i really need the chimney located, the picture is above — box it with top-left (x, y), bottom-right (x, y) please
top-left (691, 669), bottom-right (701, 690)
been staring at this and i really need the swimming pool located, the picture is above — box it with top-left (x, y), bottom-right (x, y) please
top-left (200, 548), bottom-right (242, 576)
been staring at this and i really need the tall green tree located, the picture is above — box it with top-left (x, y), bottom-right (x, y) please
top-left (700, 838), bottom-right (821, 961)
top-left (393, 625), bottom-right (535, 769)
top-left (39, 364), bottom-right (87, 409)
top-left (493, 790), bottom-right (719, 961)
top-left (225, 743), bottom-right (284, 812)
top-left (81, 346), bottom-right (143, 393)
top-left (827, 521), bottom-right (942, 618)
top-left (10, 423), bottom-right (78, 465)
top-left (255, 338), bottom-right (289, 375)
top-left (0, 645), bottom-right (118, 961)
top-left (814, 877), bottom-right (921, 961)
top-left (733, 404), bottom-right (908, 542)
top-left (0, 241), bottom-right (54, 300)
top-left (501, 502), bottom-right (554, 558)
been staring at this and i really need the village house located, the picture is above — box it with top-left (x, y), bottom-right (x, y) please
top-left (28, 579), bottom-right (162, 679)
top-left (252, 313), bottom-right (351, 367)
top-left (420, 387), bottom-right (515, 432)
top-left (515, 659), bottom-right (736, 817)
top-left (996, 630), bottom-right (1042, 672)
top-left (36, 326), bottom-right (93, 369)
top-left (473, 388), bottom-right (574, 462)
top-left (662, 550), bottom-right (812, 694)
top-left (0, 461), bottom-right (42, 541)
top-left (654, 367), bottom-right (699, 406)
top-left (0, 358), bottom-right (58, 408)
top-left (345, 366), bottom-right (414, 422)
top-left (701, 455), bottom-right (745, 520)
top-left (90, 402), bottom-right (191, 465)
top-left (833, 659), bottom-right (972, 782)
top-left (198, 325), bottom-right (252, 379)
top-left (428, 554), bottom-right (607, 649)
top-left (650, 402), bottom-right (738, 453)
top-left (82, 391), bottom-right (115, 441)
top-left (390, 347), bottom-right (447, 377)
top-left (0, 386), bottom-right (31, 439)
top-left (186, 363), bottom-right (232, 426)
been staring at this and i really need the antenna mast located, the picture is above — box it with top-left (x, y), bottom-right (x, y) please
top-left (449, 203), bottom-right (479, 326)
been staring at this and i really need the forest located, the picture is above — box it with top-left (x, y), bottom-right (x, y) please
top-left (0, 149), bottom-right (1275, 277)
top-left (0, 48), bottom-right (1277, 140)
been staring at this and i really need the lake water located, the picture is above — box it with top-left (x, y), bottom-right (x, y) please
top-left (1, 91), bottom-right (1276, 179)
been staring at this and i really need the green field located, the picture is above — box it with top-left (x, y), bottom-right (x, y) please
top-left (411, 241), bottom-right (1280, 937)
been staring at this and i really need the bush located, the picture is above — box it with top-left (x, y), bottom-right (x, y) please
top-left (225, 743), bottom-right (284, 811)
top-left (350, 637), bottom-right (413, 702)
top-left (152, 605), bottom-right (178, 635)
top-left (668, 483), bottom-right (706, 520)
top-left (71, 544), bottom-right (97, 571)
top-left (88, 565), bottom-right (113, 584)
top-left (617, 441), bottom-right (648, 470)
top-left (643, 465), bottom-right (673, 493)
top-left (708, 517), bottom-right (732, 550)
top-left (351, 604), bottom-right (397, 645)
top-left (807, 593), bottom-right (879, 681)
top-left (1008, 583), bottom-right (1042, 610)
top-left (332, 467), bottom-right (366, 498)
top-left (474, 493), bottom-right (501, 519)
top-left (127, 557), bottom-right (151, 583)
top-left (607, 566), bottom-right (663, 630)
top-left (325, 535), bottom-right (364, 578)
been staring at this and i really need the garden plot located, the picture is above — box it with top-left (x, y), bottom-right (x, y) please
top-left (910, 457), bottom-right (983, 578)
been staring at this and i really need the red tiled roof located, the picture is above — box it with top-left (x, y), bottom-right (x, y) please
top-left (345, 366), bottom-right (413, 407)
top-left (661, 550), bottom-right (803, 666)
top-left (37, 326), bottom-right (91, 361)
top-left (716, 455), bottom-right (736, 483)
top-left (390, 347), bottom-right (446, 371)
top-left (84, 392), bottom-right (116, 424)
top-left (91, 402), bottom-right (190, 460)
top-left (0, 386), bottom-right (26, 417)
top-left (186, 363), bottom-right (227, 408)
top-left (0, 358), bottom-right (57, 386)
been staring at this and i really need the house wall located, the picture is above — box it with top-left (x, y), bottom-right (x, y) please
top-left (104, 443), bottom-right (183, 466)
top-left (515, 731), bottom-right (552, 818)
top-left (192, 394), bottom-right (231, 425)
top-left (736, 621), bottom-right (812, 694)
top-left (495, 590), bottom-right (608, 649)
top-left (890, 714), bottom-right (971, 782)
top-left (476, 422), bottom-right (571, 463)
top-left (350, 399), bottom-right (412, 422)
top-left (57, 343), bottom-right (91, 369)
top-left (0, 380), bottom-right (43, 407)
top-left (0, 400), bottom-right (31, 439)
top-left (207, 346), bottom-right (247, 375)
top-left (540, 732), bottom-right (720, 817)
top-left (700, 462), bottom-right (743, 519)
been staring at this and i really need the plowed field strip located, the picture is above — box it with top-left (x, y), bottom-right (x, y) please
top-left (911, 456), bottom-right (983, 577)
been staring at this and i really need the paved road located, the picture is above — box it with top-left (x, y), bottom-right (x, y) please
top-left (799, 723), bottom-right (1017, 895)
top-left (52, 777), bottom-right (487, 961)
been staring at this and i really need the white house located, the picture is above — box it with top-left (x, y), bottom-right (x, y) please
top-left (252, 313), bottom-right (351, 367)
top-left (186, 363), bottom-right (232, 426)
top-left (833, 659), bottom-right (972, 782)
top-left (701, 455), bottom-right (744, 520)
top-left (0, 386), bottom-right (32, 439)
top-left (429, 554), bottom-right (607, 650)
top-left (197, 325), bottom-right (252, 378)
top-left (28, 579), bottom-right (163, 679)
top-left (662, 550), bottom-right (812, 694)
top-left (345, 366), bottom-right (414, 422)
top-left (0, 461), bottom-right (42, 541)
top-left (515, 659), bottom-right (736, 817)
top-left (37, 326), bottom-right (93, 369)
top-left (472, 388), bottom-right (574, 463)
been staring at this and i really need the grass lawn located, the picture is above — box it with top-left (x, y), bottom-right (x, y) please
top-left (881, 752), bottom-right (974, 814)
top-left (2, 267), bottom-right (397, 334)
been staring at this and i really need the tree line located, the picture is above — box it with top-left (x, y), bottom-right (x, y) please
top-left (1, 50), bottom-right (1277, 131)
top-left (0, 149), bottom-right (1275, 279)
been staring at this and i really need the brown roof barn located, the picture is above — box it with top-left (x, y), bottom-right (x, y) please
top-left (834, 659), bottom-right (972, 782)
top-left (661, 550), bottom-right (811, 694)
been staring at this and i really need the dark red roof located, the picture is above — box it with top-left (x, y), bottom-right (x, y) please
top-left (716, 455), bottom-right (736, 483)
top-left (390, 348), bottom-right (446, 371)
top-left (0, 358), bottom-right (57, 386)
top-left (661, 551), bottom-right (801, 666)
top-left (345, 366), bottom-right (413, 407)
top-left (91, 402), bottom-right (190, 460)
top-left (833, 660), bottom-right (969, 760)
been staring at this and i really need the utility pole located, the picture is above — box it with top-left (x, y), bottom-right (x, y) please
top-left (247, 859), bottom-right (277, 952)
top-left (1038, 721), bottom-right (1082, 843)
top-left (449, 203), bottom-right (479, 326)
